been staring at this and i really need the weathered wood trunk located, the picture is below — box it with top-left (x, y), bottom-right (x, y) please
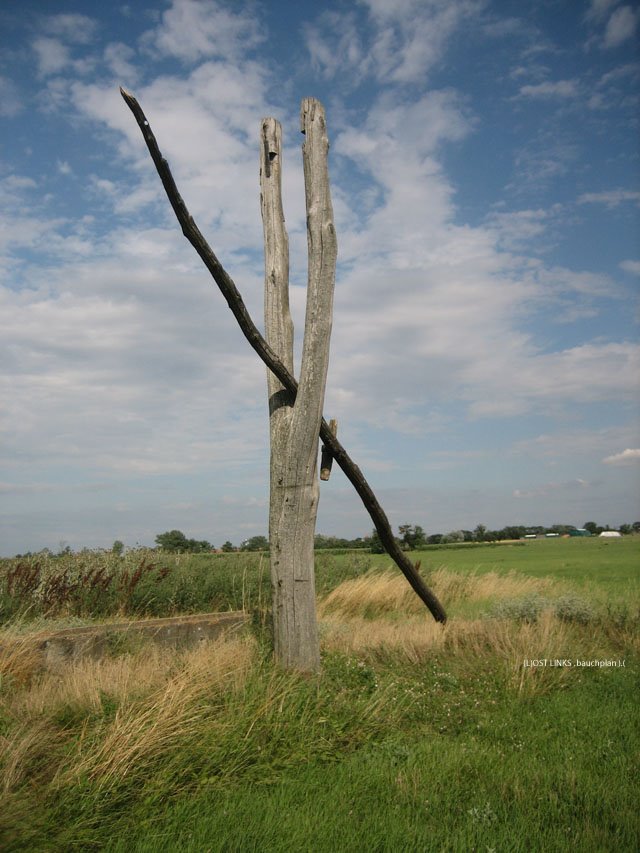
top-left (121, 86), bottom-right (448, 643)
top-left (260, 99), bottom-right (337, 671)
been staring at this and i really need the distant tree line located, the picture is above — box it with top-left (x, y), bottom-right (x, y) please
top-left (153, 531), bottom-right (271, 554)
top-left (367, 521), bottom-right (640, 553)
top-left (14, 520), bottom-right (637, 560)
top-left (132, 520), bottom-right (640, 555)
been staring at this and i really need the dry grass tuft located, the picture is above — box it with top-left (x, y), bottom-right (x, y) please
top-left (319, 570), bottom-right (605, 697)
top-left (1, 720), bottom-right (68, 794)
top-left (0, 633), bottom-right (257, 795)
top-left (320, 614), bottom-right (445, 662)
top-left (320, 610), bottom-right (594, 696)
top-left (15, 644), bottom-right (183, 719)
top-left (318, 568), bottom-right (560, 620)
top-left (0, 629), bottom-right (43, 689)
top-left (429, 567), bottom-right (559, 605)
top-left (56, 634), bottom-right (256, 790)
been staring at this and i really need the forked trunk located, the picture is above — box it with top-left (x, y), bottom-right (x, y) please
top-left (260, 100), bottom-right (337, 671)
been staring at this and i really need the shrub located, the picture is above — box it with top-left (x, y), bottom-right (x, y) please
top-left (488, 594), bottom-right (549, 623)
top-left (553, 594), bottom-right (595, 625)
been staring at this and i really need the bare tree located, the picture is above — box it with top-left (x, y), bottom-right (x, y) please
top-left (120, 89), bottom-right (446, 673)
top-left (260, 102), bottom-right (336, 669)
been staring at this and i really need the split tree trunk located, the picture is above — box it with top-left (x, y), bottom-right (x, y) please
top-left (121, 87), bottom-right (448, 646)
top-left (260, 99), bottom-right (337, 671)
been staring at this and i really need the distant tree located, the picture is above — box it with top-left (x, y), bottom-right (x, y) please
top-left (240, 535), bottom-right (269, 552)
top-left (549, 524), bottom-right (576, 536)
top-left (501, 526), bottom-right (527, 541)
top-left (427, 534), bottom-right (443, 545)
top-left (583, 521), bottom-right (599, 535)
top-left (155, 530), bottom-right (189, 552)
top-left (155, 530), bottom-right (211, 553)
top-left (443, 530), bottom-right (465, 544)
top-left (189, 539), bottom-right (212, 553)
top-left (474, 524), bottom-right (487, 542)
top-left (619, 524), bottom-right (631, 535)
top-left (369, 528), bottom-right (385, 553)
top-left (111, 540), bottom-right (125, 556)
top-left (221, 540), bottom-right (235, 552)
top-left (632, 522), bottom-right (640, 534)
top-left (398, 524), bottom-right (426, 551)
top-left (315, 534), bottom-right (356, 549)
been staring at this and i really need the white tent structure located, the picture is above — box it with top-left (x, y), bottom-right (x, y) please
top-left (599, 531), bottom-right (622, 538)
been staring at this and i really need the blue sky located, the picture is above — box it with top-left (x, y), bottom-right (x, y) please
top-left (1, 0), bottom-right (638, 554)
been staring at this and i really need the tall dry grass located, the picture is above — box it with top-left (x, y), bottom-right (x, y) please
top-left (59, 634), bottom-right (255, 791)
top-left (1, 633), bottom-right (256, 796)
top-left (319, 569), bottom-right (606, 696)
top-left (319, 567), bottom-right (560, 619)
top-left (0, 630), bottom-right (43, 690)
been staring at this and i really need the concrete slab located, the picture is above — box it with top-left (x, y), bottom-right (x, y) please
top-left (10, 611), bottom-right (250, 671)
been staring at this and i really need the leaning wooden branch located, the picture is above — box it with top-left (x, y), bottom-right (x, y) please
top-left (120, 87), bottom-right (447, 624)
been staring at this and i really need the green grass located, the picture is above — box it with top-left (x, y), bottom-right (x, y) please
top-left (1, 538), bottom-right (638, 851)
top-left (319, 536), bottom-right (639, 596)
top-left (103, 669), bottom-right (638, 853)
top-left (411, 536), bottom-right (639, 593)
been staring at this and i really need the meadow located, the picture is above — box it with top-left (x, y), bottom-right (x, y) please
top-left (1, 537), bottom-right (638, 851)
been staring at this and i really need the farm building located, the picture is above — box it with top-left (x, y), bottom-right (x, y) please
top-left (599, 530), bottom-right (622, 538)
top-left (569, 529), bottom-right (592, 537)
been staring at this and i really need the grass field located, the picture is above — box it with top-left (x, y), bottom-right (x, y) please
top-left (365, 535), bottom-right (639, 590)
top-left (1, 538), bottom-right (638, 851)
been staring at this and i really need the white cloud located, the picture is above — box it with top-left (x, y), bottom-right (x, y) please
top-left (602, 448), bottom-right (640, 465)
top-left (603, 6), bottom-right (638, 47)
top-left (304, 0), bottom-right (482, 84)
top-left (103, 42), bottom-right (139, 83)
top-left (588, 64), bottom-right (640, 109)
top-left (511, 426), bottom-right (639, 461)
top-left (32, 13), bottom-right (99, 78)
top-left (465, 341), bottom-right (639, 419)
top-left (0, 245), bottom-right (269, 482)
top-left (0, 76), bottom-right (22, 117)
top-left (486, 208), bottom-right (551, 250)
top-left (597, 62), bottom-right (640, 87)
top-left (69, 50), bottom-right (279, 234)
top-left (578, 189), bottom-right (640, 207)
top-left (512, 134), bottom-right (578, 190)
top-left (585, 0), bottom-right (619, 23)
top-left (620, 260), bottom-right (640, 275)
top-left (305, 12), bottom-right (367, 82)
top-left (0, 175), bottom-right (37, 196)
top-left (1, 0), bottom-right (637, 551)
top-left (5, 20), bottom-right (636, 453)
top-left (41, 13), bottom-right (98, 44)
top-left (517, 79), bottom-right (578, 98)
top-left (32, 36), bottom-right (71, 76)
top-left (142, 0), bottom-right (263, 63)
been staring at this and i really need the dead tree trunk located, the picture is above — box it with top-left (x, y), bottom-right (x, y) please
top-left (120, 88), bottom-right (447, 669)
top-left (260, 100), bottom-right (337, 671)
